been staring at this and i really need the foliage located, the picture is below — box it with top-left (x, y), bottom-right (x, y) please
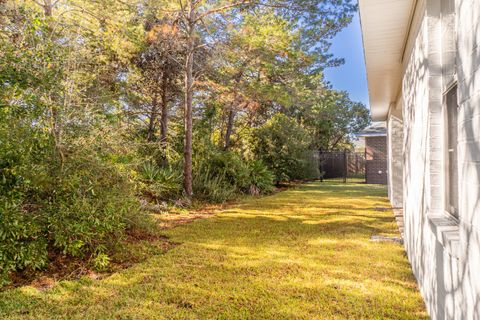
top-left (253, 114), bottom-right (317, 182)
top-left (0, 201), bottom-right (48, 285)
top-left (0, 2), bottom-right (144, 282)
top-left (44, 156), bottom-right (137, 258)
top-left (0, 0), bottom-right (369, 283)
top-left (299, 90), bottom-right (371, 150)
top-left (198, 151), bottom-right (250, 190)
top-left (139, 162), bottom-right (183, 201)
top-left (193, 165), bottom-right (237, 203)
top-left (192, 150), bottom-right (275, 202)
top-left (0, 149), bottom-right (144, 282)
top-left (245, 160), bottom-right (275, 195)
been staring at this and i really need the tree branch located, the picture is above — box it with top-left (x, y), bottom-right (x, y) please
top-left (194, 0), bottom-right (252, 22)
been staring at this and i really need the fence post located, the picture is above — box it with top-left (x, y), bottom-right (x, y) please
top-left (355, 154), bottom-right (359, 174)
top-left (364, 146), bottom-right (368, 183)
top-left (319, 148), bottom-right (324, 182)
top-left (343, 149), bottom-right (347, 183)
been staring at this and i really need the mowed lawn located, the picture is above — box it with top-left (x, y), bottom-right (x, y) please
top-left (0, 181), bottom-right (427, 319)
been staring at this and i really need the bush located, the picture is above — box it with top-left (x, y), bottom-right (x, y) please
top-left (0, 200), bottom-right (48, 285)
top-left (43, 156), bottom-right (139, 258)
top-left (0, 112), bottom-right (51, 283)
top-left (245, 160), bottom-right (275, 195)
top-left (294, 150), bottom-right (320, 180)
top-left (139, 162), bottom-right (182, 201)
top-left (0, 134), bottom-right (149, 283)
top-left (253, 114), bottom-right (317, 182)
top-left (192, 150), bottom-right (275, 202)
top-left (201, 151), bottom-right (250, 189)
top-left (193, 165), bottom-right (237, 203)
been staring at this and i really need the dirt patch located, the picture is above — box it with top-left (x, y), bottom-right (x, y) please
top-left (156, 197), bottom-right (242, 229)
top-left (158, 212), bottom-right (216, 229)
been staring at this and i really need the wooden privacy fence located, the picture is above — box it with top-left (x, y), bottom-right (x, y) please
top-left (319, 150), bottom-right (366, 182)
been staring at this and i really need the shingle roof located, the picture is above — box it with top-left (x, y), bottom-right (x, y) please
top-left (356, 122), bottom-right (387, 137)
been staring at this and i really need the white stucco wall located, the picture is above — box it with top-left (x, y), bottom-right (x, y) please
top-left (401, 0), bottom-right (480, 318)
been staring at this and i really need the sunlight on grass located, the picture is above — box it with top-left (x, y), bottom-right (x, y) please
top-left (0, 181), bottom-right (427, 319)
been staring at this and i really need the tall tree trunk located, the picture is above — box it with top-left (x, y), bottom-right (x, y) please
top-left (159, 76), bottom-right (169, 149)
top-left (183, 3), bottom-right (195, 198)
top-left (223, 71), bottom-right (244, 150)
top-left (224, 105), bottom-right (235, 150)
top-left (147, 97), bottom-right (157, 142)
top-left (42, 0), bottom-right (53, 17)
top-left (41, 0), bottom-right (64, 167)
top-left (158, 78), bottom-right (169, 167)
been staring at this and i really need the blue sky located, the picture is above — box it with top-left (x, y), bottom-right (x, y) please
top-left (324, 12), bottom-right (369, 108)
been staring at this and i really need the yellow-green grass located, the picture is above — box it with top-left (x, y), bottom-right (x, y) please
top-left (0, 181), bottom-right (427, 319)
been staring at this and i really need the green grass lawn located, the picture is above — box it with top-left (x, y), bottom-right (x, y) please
top-left (0, 181), bottom-right (427, 319)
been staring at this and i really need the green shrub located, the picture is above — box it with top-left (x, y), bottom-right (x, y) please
top-left (139, 162), bottom-right (182, 200)
top-left (193, 165), bottom-right (237, 203)
top-left (46, 157), bottom-right (138, 258)
top-left (253, 114), bottom-right (317, 182)
top-left (0, 139), bottom-right (148, 283)
top-left (245, 160), bottom-right (275, 195)
top-left (140, 162), bottom-right (161, 183)
top-left (0, 200), bottom-right (48, 285)
top-left (294, 151), bottom-right (320, 180)
top-left (0, 113), bottom-right (51, 283)
top-left (191, 149), bottom-right (275, 201)
top-left (152, 167), bottom-right (183, 200)
top-left (202, 151), bottom-right (250, 189)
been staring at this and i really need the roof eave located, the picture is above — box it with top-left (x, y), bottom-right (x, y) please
top-left (359, 0), bottom-right (417, 121)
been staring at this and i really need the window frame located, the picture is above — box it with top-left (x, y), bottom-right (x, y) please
top-left (443, 82), bottom-right (459, 220)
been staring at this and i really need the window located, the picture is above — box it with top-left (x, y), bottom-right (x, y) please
top-left (445, 85), bottom-right (459, 218)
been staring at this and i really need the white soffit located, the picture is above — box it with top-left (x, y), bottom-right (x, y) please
top-left (359, 0), bottom-right (415, 121)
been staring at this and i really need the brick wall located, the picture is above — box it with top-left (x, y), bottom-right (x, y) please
top-left (365, 136), bottom-right (387, 184)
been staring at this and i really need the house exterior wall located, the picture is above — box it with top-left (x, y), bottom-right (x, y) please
top-left (387, 101), bottom-right (404, 208)
top-left (455, 0), bottom-right (480, 318)
top-left (365, 136), bottom-right (387, 184)
top-left (400, 0), bottom-right (480, 318)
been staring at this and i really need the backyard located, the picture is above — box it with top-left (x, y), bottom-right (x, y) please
top-left (0, 181), bottom-right (427, 319)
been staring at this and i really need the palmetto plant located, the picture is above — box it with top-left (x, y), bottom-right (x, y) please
top-left (140, 162), bottom-right (161, 183)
